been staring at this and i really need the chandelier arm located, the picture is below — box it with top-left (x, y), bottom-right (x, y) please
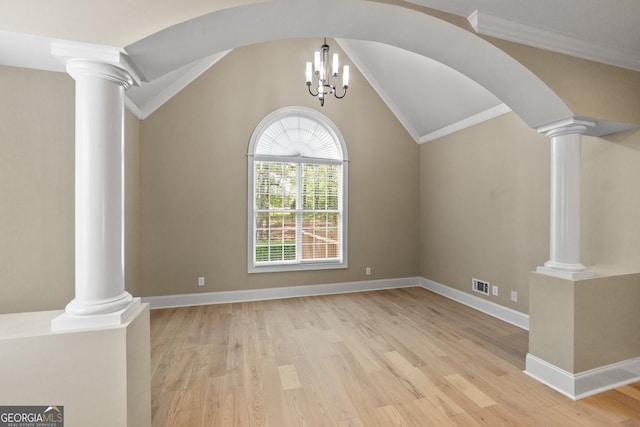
top-left (307, 84), bottom-right (319, 97)
top-left (334, 87), bottom-right (348, 99)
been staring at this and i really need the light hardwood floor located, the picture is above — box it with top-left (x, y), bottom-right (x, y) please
top-left (150, 287), bottom-right (640, 426)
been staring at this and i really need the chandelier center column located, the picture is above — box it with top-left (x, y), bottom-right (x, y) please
top-left (51, 45), bottom-right (141, 330)
top-left (536, 118), bottom-right (594, 280)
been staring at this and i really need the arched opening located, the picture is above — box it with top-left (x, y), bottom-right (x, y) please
top-left (126, 0), bottom-right (573, 130)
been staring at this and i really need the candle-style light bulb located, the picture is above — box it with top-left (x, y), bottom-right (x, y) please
top-left (342, 65), bottom-right (350, 88)
top-left (332, 53), bottom-right (339, 76)
top-left (314, 51), bottom-right (321, 73)
top-left (306, 62), bottom-right (312, 84)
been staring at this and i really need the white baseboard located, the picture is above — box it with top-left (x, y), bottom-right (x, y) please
top-left (143, 276), bottom-right (529, 331)
top-left (142, 277), bottom-right (420, 309)
top-left (525, 353), bottom-right (640, 400)
top-left (419, 277), bottom-right (529, 330)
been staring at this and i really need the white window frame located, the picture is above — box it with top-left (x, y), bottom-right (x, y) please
top-left (247, 106), bottom-right (349, 273)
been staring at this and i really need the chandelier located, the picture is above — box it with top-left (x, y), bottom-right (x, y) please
top-left (305, 38), bottom-right (349, 106)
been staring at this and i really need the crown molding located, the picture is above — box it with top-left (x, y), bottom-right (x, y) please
top-left (468, 10), bottom-right (640, 73)
top-left (125, 51), bottom-right (229, 120)
top-left (419, 103), bottom-right (511, 143)
top-left (124, 97), bottom-right (143, 120)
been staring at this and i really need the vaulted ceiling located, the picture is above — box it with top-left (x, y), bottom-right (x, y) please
top-left (1, 0), bottom-right (638, 141)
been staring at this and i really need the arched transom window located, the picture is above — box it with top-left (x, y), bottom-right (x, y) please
top-left (247, 107), bottom-right (348, 272)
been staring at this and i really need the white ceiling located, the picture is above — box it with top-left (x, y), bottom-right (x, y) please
top-left (0, 0), bottom-right (638, 141)
top-left (338, 39), bottom-right (507, 142)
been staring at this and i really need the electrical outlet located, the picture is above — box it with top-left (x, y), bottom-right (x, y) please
top-left (472, 278), bottom-right (490, 295)
top-left (492, 285), bottom-right (498, 296)
top-left (198, 277), bottom-right (205, 287)
top-left (365, 267), bottom-right (371, 276)
top-left (511, 291), bottom-right (518, 302)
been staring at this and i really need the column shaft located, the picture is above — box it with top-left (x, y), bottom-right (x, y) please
top-left (537, 120), bottom-right (594, 280)
top-left (52, 58), bottom-right (139, 328)
top-left (547, 131), bottom-right (582, 270)
top-left (74, 67), bottom-right (126, 305)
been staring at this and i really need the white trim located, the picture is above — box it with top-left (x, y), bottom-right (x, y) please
top-left (142, 277), bottom-right (530, 332)
top-left (125, 51), bottom-right (229, 120)
top-left (536, 117), bottom-right (595, 135)
top-left (419, 277), bottom-right (529, 330)
top-left (253, 155), bottom-right (344, 165)
top-left (51, 298), bottom-right (142, 331)
top-left (419, 103), bottom-right (511, 143)
top-left (467, 10), bottom-right (481, 33)
top-left (525, 353), bottom-right (640, 400)
top-left (468, 10), bottom-right (640, 73)
top-left (51, 41), bottom-right (142, 85)
top-left (247, 106), bottom-right (349, 161)
top-left (142, 277), bottom-right (419, 309)
top-left (247, 259), bottom-right (348, 274)
top-left (535, 266), bottom-right (594, 281)
top-left (124, 97), bottom-right (143, 119)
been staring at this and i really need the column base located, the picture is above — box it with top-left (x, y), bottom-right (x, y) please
top-left (65, 290), bottom-right (135, 316)
top-left (536, 266), bottom-right (594, 280)
top-left (51, 297), bottom-right (141, 331)
top-left (537, 262), bottom-right (594, 280)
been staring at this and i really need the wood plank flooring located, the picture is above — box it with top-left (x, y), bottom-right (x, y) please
top-left (150, 287), bottom-right (640, 426)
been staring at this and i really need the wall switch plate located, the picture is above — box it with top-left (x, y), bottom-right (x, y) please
top-left (492, 285), bottom-right (498, 296)
top-left (198, 277), bottom-right (205, 287)
top-left (511, 291), bottom-right (518, 302)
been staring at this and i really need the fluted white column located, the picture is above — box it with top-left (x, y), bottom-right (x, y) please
top-left (52, 47), bottom-right (141, 330)
top-left (537, 118), bottom-right (594, 280)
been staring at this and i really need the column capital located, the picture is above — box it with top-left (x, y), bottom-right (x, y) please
top-left (51, 41), bottom-right (141, 87)
top-left (537, 117), bottom-right (595, 138)
top-left (65, 59), bottom-right (135, 89)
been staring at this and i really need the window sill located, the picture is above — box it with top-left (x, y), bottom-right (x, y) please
top-left (248, 260), bottom-right (348, 274)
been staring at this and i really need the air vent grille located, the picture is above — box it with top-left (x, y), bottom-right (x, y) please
top-left (472, 278), bottom-right (490, 295)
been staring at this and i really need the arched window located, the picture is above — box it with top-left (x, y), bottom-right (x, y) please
top-left (247, 107), bottom-right (348, 272)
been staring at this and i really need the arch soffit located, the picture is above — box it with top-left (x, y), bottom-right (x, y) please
top-left (125, 0), bottom-right (573, 130)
